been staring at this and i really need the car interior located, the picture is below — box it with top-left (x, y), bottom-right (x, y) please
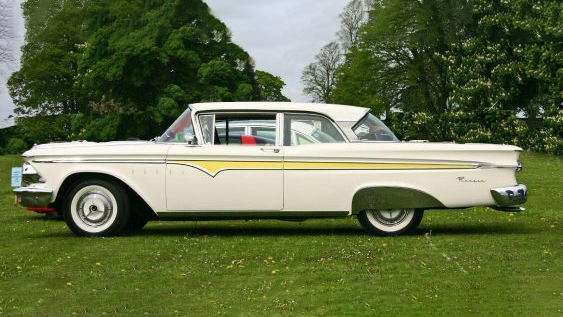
top-left (213, 113), bottom-right (277, 146)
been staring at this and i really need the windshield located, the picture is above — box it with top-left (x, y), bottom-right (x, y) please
top-left (353, 113), bottom-right (399, 141)
top-left (158, 108), bottom-right (194, 142)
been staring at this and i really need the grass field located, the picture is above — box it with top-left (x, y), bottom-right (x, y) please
top-left (0, 153), bottom-right (561, 316)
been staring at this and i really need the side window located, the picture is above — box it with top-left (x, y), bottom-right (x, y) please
top-left (352, 113), bottom-right (399, 141)
top-left (215, 125), bottom-right (245, 144)
top-left (199, 113), bottom-right (277, 146)
top-left (295, 133), bottom-right (314, 145)
top-left (159, 108), bottom-right (194, 142)
top-left (284, 114), bottom-right (346, 146)
top-left (199, 114), bottom-right (214, 145)
top-left (251, 127), bottom-right (276, 140)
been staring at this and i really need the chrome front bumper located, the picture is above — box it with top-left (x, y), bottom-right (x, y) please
top-left (13, 187), bottom-right (53, 208)
top-left (491, 184), bottom-right (527, 207)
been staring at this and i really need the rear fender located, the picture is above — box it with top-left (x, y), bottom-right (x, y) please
top-left (352, 186), bottom-right (445, 214)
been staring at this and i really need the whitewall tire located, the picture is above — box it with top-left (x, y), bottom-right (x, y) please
top-left (63, 179), bottom-right (130, 236)
top-left (358, 208), bottom-right (424, 236)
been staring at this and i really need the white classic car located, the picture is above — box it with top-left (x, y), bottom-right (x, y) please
top-left (13, 102), bottom-right (527, 236)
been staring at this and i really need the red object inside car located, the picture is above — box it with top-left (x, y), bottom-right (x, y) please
top-left (241, 135), bottom-right (257, 145)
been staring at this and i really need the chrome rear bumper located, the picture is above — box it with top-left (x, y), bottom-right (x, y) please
top-left (491, 184), bottom-right (527, 208)
top-left (13, 187), bottom-right (53, 208)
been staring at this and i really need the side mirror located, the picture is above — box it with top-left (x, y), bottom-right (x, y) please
top-left (186, 134), bottom-right (198, 145)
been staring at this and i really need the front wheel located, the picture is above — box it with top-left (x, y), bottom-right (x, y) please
top-left (358, 209), bottom-right (424, 236)
top-left (63, 179), bottom-right (130, 236)
top-left (127, 214), bottom-right (149, 231)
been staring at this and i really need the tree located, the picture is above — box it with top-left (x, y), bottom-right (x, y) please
top-left (331, 49), bottom-right (389, 114)
top-left (332, 0), bottom-right (472, 123)
top-left (337, 0), bottom-right (372, 52)
top-left (307, 0), bottom-right (561, 151)
top-left (9, 0), bottom-right (284, 141)
top-left (256, 70), bottom-right (290, 102)
top-left (302, 42), bottom-right (343, 103)
top-left (5, 137), bottom-right (27, 154)
top-left (8, 0), bottom-right (86, 116)
top-left (301, 0), bottom-right (373, 103)
top-left (448, 0), bottom-right (563, 118)
top-left (75, 0), bottom-right (264, 138)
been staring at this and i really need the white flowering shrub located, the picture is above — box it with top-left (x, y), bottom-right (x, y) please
top-left (387, 108), bottom-right (562, 155)
top-left (541, 109), bottom-right (563, 155)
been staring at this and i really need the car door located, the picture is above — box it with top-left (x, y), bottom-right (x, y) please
top-left (165, 112), bottom-right (283, 211)
top-left (282, 113), bottom-right (351, 212)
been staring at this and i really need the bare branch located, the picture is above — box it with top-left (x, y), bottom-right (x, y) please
top-left (337, 0), bottom-right (373, 52)
top-left (0, 0), bottom-right (16, 77)
top-left (302, 42), bottom-right (343, 103)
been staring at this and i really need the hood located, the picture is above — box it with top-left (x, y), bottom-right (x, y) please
top-left (28, 140), bottom-right (150, 150)
top-left (22, 140), bottom-right (167, 160)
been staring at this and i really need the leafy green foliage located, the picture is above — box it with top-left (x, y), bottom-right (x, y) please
top-left (17, 115), bottom-right (73, 144)
top-left (387, 108), bottom-right (563, 155)
top-left (5, 138), bottom-right (28, 154)
top-left (333, 0), bottom-right (472, 118)
top-left (7, 0), bottom-right (289, 142)
top-left (331, 49), bottom-right (388, 113)
top-left (326, 0), bottom-right (562, 152)
top-left (8, 0), bottom-right (86, 116)
top-left (256, 70), bottom-right (290, 102)
top-left (448, 0), bottom-right (562, 117)
top-left (74, 0), bottom-right (262, 138)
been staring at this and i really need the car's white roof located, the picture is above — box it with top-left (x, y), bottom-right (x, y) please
top-left (191, 102), bottom-right (370, 122)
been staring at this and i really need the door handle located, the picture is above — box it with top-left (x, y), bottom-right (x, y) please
top-left (261, 148), bottom-right (280, 153)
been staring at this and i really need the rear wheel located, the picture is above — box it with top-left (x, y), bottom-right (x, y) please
top-left (358, 208), bottom-right (424, 236)
top-left (63, 179), bottom-right (130, 236)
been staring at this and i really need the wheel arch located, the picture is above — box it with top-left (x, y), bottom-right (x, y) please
top-left (53, 172), bottom-right (157, 218)
top-left (351, 186), bottom-right (445, 215)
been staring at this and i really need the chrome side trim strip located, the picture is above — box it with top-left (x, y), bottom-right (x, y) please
top-left (33, 159), bottom-right (166, 164)
top-left (156, 210), bottom-right (348, 219)
top-left (476, 163), bottom-right (520, 169)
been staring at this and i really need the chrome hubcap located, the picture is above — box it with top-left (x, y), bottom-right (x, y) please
top-left (76, 190), bottom-right (113, 227)
top-left (370, 209), bottom-right (409, 226)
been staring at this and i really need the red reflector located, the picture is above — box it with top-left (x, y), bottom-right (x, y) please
top-left (27, 207), bottom-right (56, 212)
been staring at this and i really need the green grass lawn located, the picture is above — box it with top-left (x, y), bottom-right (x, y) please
top-left (0, 153), bottom-right (561, 316)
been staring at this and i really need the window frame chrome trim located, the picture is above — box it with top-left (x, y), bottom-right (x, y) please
top-left (193, 110), bottom-right (281, 147)
top-left (351, 111), bottom-right (399, 142)
top-left (281, 111), bottom-right (350, 146)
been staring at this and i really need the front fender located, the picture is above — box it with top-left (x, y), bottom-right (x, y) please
top-left (32, 162), bottom-right (166, 213)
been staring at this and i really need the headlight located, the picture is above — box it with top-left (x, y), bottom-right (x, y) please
top-left (22, 162), bottom-right (45, 185)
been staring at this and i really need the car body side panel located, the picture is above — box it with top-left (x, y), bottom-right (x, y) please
top-left (283, 143), bottom-right (519, 213)
top-left (165, 145), bottom-right (284, 211)
top-left (284, 168), bottom-right (516, 212)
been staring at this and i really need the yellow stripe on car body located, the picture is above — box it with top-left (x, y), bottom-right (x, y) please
top-left (283, 162), bottom-right (472, 170)
top-left (167, 160), bottom-right (474, 177)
